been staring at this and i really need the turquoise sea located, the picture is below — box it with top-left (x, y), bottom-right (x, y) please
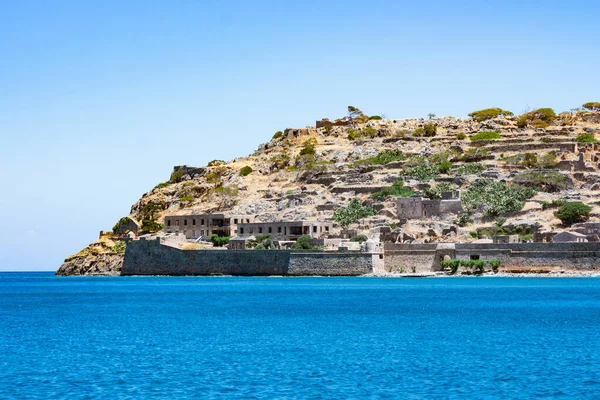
top-left (0, 273), bottom-right (599, 399)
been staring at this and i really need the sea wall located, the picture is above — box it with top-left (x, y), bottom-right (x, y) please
top-left (383, 242), bottom-right (600, 273)
top-left (121, 239), bottom-right (378, 276)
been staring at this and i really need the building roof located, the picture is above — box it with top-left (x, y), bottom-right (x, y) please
top-left (554, 231), bottom-right (587, 238)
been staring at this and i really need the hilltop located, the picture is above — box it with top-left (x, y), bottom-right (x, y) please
top-left (57, 104), bottom-right (600, 275)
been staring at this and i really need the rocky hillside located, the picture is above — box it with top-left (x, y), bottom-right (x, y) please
top-left (57, 105), bottom-right (600, 275)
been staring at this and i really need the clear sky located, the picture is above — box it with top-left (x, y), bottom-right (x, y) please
top-left (1, 0), bottom-right (599, 271)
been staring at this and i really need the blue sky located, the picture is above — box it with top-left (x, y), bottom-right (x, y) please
top-left (1, 0), bottom-right (599, 271)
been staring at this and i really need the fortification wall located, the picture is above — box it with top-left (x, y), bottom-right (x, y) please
top-left (288, 252), bottom-right (376, 276)
top-left (122, 240), bottom-right (290, 276)
top-left (383, 243), bottom-right (439, 273)
top-left (122, 240), bottom-right (378, 276)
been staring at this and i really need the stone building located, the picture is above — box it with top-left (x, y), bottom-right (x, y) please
top-left (397, 191), bottom-right (463, 219)
top-left (553, 231), bottom-right (588, 243)
top-left (164, 213), bottom-right (253, 240)
top-left (493, 235), bottom-right (520, 244)
top-left (235, 220), bottom-right (334, 242)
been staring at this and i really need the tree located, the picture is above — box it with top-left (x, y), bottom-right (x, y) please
top-left (427, 113), bottom-right (436, 119)
top-left (582, 102), bottom-right (600, 112)
top-left (554, 202), bottom-right (591, 225)
top-left (292, 235), bottom-right (315, 250)
top-left (468, 107), bottom-right (514, 122)
top-left (348, 106), bottom-right (364, 119)
top-left (333, 198), bottom-right (377, 228)
top-left (214, 185), bottom-right (239, 211)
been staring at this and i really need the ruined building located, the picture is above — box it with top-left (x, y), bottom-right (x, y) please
top-left (397, 191), bottom-right (463, 219)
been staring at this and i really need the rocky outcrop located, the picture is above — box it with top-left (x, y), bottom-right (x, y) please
top-left (56, 253), bottom-right (123, 276)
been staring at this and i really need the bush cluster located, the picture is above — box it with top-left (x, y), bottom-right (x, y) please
top-left (462, 180), bottom-right (536, 217)
top-left (349, 234), bottom-right (369, 243)
top-left (355, 149), bottom-right (404, 166)
top-left (468, 108), bottom-right (514, 122)
top-left (554, 202), bottom-right (591, 225)
top-left (517, 108), bottom-right (556, 128)
top-left (372, 180), bottom-right (415, 199)
top-left (210, 234), bottom-right (230, 247)
top-left (272, 131), bottom-right (284, 140)
top-left (576, 133), bottom-right (598, 143)
top-left (513, 170), bottom-right (569, 192)
top-left (333, 198), bottom-right (377, 228)
top-left (292, 235), bottom-right (317, 250)
top-left (470, 131), bottom-right (501, 141)
top-left (348, 127), bottom-right (378, 140)
top-left (239, 166), bottom-right (253, 176)
top-left (413, 124), bottom-right (437, 137)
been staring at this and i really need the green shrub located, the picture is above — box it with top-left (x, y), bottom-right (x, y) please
top-left (292, 235), bottom-right (315, 250)
top-left (456, 132), bottom-right (467, 140)
top-left (208, 160), bottom-right (226, 167)
top-left (210, 234), bottom-right (230, 247)
top-left (425, 182), bottom-right (456, 199)
top-left (350, 234), bottom-right (369, 243)
top-left (576, 133), bottom-right (598, 143)
top-left (269, 154), bottom-right (290, 169)
top-left (179, 195), bottom-right (195, 202)
top-left (140, 219), bottom-right (163, 233)
top-left (356, 149), bottom-right (404, 166)
top-left (154, 182), bottom-right (170, 190)
top-left (369, 115), bottom-right (383, 120)
top-left (441, 259), bottom-right (501, 274)
top-left (413, 128), bottom-right (424, 137)
top-left (514, 170), bottom-right (569, 192)
top-left (170, 169), bottom-right (185, 183)
top-left (518, 108), bottom-right (557, 128)
top-left (582, 102), bottom-right (600, 112)
top-left (333, 198), bottom-right (377, 228)
top-left (272, 131), bottom-right (284, 140)
top-left (554, 202), bottom-right (591, 225)
top-left (347, 128), bottom-right (362, 140)
top-left (456, 213), bottom-right (473, 227)
top-left (462, 180), bottom-right (536, 217)
top-left (552, 199), bottom-right (569, 207)
top-left (401, 164), bottom-right (439, 181)
top-left (347, 127), bottom-right (378, 140)
top-left (239, 166), bottom-right (253, 176)
top-left (111, 241), bottom-right (127, 254)
top-left (362, 127), bottom-right (378, 138)
top-left (372, 180), bottom-right (415, 199)
top-left (538, 154), bottom-right (558, 168)
top-left (468, 108), bottom-right (514, 122)
top-left (460, 148), bottom-right (492, 162)
top-left (470, 131), bottom-right (501, 141)
top-left (423, 123), bottom-right (437, 137)
top-left (453, 163), bottom-right (486, 175)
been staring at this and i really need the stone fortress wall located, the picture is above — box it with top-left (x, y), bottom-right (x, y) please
top-left (121, 239), bottom-right (379, 276)
top-left (121, 239), bottom-right (600, 276)
top-left (383, 242), bottom-right (600, 273)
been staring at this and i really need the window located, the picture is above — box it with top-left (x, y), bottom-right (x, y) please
top-left (192, 219), bottom-right (196, 225)
top-left (268, 227), bottom-right (272, 233)
top-left (258, 227), bottom-right (263, 233)
top-left (234, 218), bottom-right (238, 224)
top-left (240, 228), bottom-right (244, 234)
top-left (278, 227), bottom-right (282, 233)
top-left (313, 226), bottom-right (317, 233)
top-left (167, 220), bottom-right (171, 226)
top-left (246, 219), bottom-right (250, 223)
top-left (184, 220), bottom-right (187, 226)
top-left (201, 230), bottom-right (204, 235)
top-left (325, 226), bottom-right (329, 232)
top-left (176, 220), bottom-right (180, 226)
top-left (470, 255), bottom-right (480, 260)
top-left (201, 219), bottom-right (204, 225)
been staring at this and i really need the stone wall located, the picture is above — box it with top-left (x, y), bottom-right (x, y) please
top-left (122, 239), bottom-right (378, 276)
top-left (383, 243), bottom-right (439, 273)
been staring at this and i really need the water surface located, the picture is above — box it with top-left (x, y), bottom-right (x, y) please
top-left (1, 273), bottom-right (599, 398)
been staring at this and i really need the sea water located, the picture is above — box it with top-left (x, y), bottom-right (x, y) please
top-left (0, 273), bottom-right (599, 399)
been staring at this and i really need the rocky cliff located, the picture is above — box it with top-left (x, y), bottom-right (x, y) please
top-left (56, 105), bottom-right (600, 275)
